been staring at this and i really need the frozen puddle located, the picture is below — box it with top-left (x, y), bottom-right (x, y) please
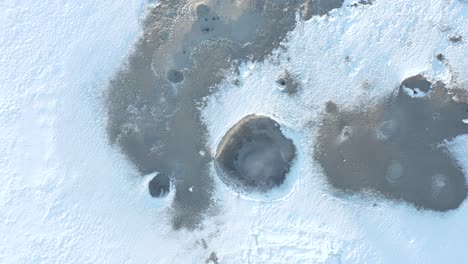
top-left (316, 76), bottom-right (468, 211)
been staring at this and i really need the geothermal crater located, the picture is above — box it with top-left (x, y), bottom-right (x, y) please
top-left (215, 115), bottom-right (296, 192)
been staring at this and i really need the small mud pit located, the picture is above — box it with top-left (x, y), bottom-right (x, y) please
top-left (205, 252), bottom-right (218, 264)
top-left (436, 53), bottom-right (445, 61)
top-left (195, 4), bottom-right (210, 17)
top-left (449, 35), bottom-right (462, 43)
top-left (400, 74), bottom-right (432, 97)
top-left (316, 77), bottom-right (468, 211)
top-left (149, 173), bottom-right (171, 197)
top-left (276, 70), bottom-right (299, 95)
top-left (167, 69), bottom-right (184, 83)
top-left (215, 115), bottom-right (295, 192)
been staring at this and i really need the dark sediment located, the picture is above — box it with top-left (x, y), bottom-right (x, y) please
top-left (215, 115), bottom-right (296, 192)
top-left (315, 76), bottom-right (468, 211)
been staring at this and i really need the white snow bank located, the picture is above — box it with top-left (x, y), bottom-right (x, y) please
top-left (0, 1), bottom-right (184, 263)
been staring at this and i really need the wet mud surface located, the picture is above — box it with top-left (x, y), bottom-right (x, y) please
top-left (316, 76), bottom-right (468, 211)
top-left (215, 115), bottom-right (296, 192)
top-left (106, 0), bottom-right (344, 229)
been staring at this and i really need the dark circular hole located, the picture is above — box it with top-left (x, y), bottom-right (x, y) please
top-left (202, 27), bottom-right (211, 33)
top-left (436, 53), bottom-right (445, 61)
top-left (400, 75), bottom-right (432, 94)
top-left (215, 115), bottom-right (296, 192)
top-left (325, 101), bottom-right (337, 113)
top-left (196, 4), bottom-right (210, 17)
top-left (148, 173), bottom-right (170, 197)
top-left (167, 69), bottom-right (184, 83)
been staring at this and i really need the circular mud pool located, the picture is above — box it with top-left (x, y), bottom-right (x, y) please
top-left (215, 115), bottom-right (296, 192)
top-left (148, 173), bottom-right (171, 197)
top-left (167, 69), bottom-right (184, 83)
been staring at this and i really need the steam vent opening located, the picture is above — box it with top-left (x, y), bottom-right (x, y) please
top-left (215, 115), bottom-right (296, 192)
top-left (149, 173), bottom-right (171, 198)
top-left (316, 76), bottom-right (468, 211)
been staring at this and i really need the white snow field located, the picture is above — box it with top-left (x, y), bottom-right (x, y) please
top-left (1, 0), bottom-right (468, 263)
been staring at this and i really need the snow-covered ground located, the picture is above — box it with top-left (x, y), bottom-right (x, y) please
top-left (1, 0), bottom-right (467, 263)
